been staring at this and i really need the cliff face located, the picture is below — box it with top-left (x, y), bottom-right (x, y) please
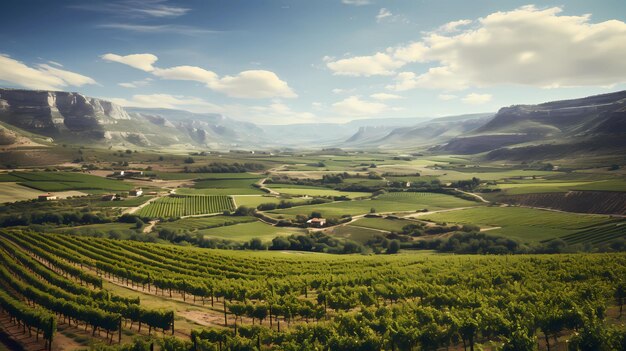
top-left (0, 88), bottom-right (129, 138)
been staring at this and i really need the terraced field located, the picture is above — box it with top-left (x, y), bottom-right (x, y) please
top-left (1, 171), bottom-right (133, 193)
top-left (137, 195), bottom-right (235, 218)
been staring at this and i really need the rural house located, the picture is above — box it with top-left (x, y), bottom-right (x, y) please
top-left (130, 188), bottom-right (143, 196)
top-left (37, 193), bottom-right (57, 201)
top-left (101, 194), bottom-right (117, 201)
top-left (306, 218), bottom-right (326, 228)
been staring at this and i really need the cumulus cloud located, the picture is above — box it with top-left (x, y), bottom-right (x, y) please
top-left (327, 52), bottom-right (403, 76)
top-left (370, 93), bottom-right (403, 100)
top-left (101, 53), bottom-right (158, 72)
top-left (332, 96), bottom-right (387, 116)
top-left (438, 19), bottom-right (472, 33)
top-left (0, 54), bottom-right (96, 90)
top-left (103, 53), bottom-right (296, 99)
top-left (212, 70), bottom-right (297, 99)
top-left (331, 5), bottom-right (626, 89)
top-left (461, 93), bottom-right (492, 105)
top-left (153, 65), bottom-right (218, 83)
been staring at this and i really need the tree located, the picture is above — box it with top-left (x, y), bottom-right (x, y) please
top-left (184, 157), bottom-right (195, 164)
top-left (249, 238), bottom-right (266, 251)
top-left (387, 240), bottom-right (400, 254)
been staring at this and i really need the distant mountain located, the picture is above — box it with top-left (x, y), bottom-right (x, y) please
top-left (342, 113), bottom-right (493, 149)
top-left (434, 90), bottom-right (626, 159)
top-left (261, 117), bottom-right (426, 146)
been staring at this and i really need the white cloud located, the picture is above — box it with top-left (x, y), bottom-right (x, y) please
top-left (370, 93), bottom-right (403, 100)
top-left (332, 96), bottom-right (387, 116)
top-left (438, 94), bottom-right (457, 101)
top-left (0, 54), bottom-right (96, 90)
top-left (70, 1), bottom-right (190, 18)
top-left (103, 53), bottom-right (296, 99)
top-left (118, 78), bottom-right (152, 88)
top-left (376, 8), bottom-right (392, 22)
top-left (153, 65), bottom-right (218, 84)
top-left (461, 93), bottom-right (492, 105)
top-left (97, 23), bottom-right (217, 35)
top-left (211, 70), bottom-right (297, 99)
top-left (327, 52), bottom-right (403, 76)
top-left (101, 53), bottom-right (158, 72)
top-left (341, 0), bottom-right (370, 6)
top-left (36, 64), bottom-right (97, 87)
top-left (386, 72), bottom-right (418, 91)
top-left (438, 19), bottom-right (472, 33)
top-left (331, 5), bottom-right (626, 89)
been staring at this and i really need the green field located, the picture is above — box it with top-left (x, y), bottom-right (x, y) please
top-left (197, 220), bottom-right (305, 241)
top-left (268, 186), bottom-right (371, 199)
top-left (232, 195), bottom-right (299, 208)
top-left (93, 195), bottom-right (155, 207)
top-left (153, 172), bottom-right (261, 180)
top-left (137, 195), bottom-right (235, 218)
top-left (350, 216), bottom-right (415, 232)
top-left (157, 215), bottom-right (257, 232)
top-left (268, 192), bottom-right (479, 219)
top-left (330, 225), bottom-right (385, 243)
top-left (555, 221), bottom-right (626, 246)
top-left (189, 177), bottom-right (265, 195)
top-left (419, 206), bottom-right (616, 241)
top-left (2, 171), bottom-right (133, 193)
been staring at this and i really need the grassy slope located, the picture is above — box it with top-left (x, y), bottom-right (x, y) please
top-left (198, 221), bottom-right (305, 242)
top-left (420, 206), bottom-right (615, 242)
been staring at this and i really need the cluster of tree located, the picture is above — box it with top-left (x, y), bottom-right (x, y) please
top-left (450, 177), bottom-right (481, 190)
top-left (0, 210), bottom-right (110, 227)
top-left (184, 162), bottom-right (265, 173)
top-left (270, 232), bottom-right (364, 254)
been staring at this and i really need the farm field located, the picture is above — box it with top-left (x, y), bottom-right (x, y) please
top-left (419, 206), bottom-right (618, 241)
top-left (197, 220), bottom-right (306, 241)
top-left (268, 192), bottom-right (480, 219)
top-left (187, 177), bottom-right (265, 195)
top-left (267, 186), bottom-right (371, 199)
top-left (1, 171), bottom-right (134, 193)
top-left (157, 215), bottom-right (257, 232)
top-left (137, 195), bottom-right (234, 218)
top-left (0, 229), bottom-right (623, 350)
top-left (0, 182), bottom-right (50, 202)
top-left (329, 225), bottom-right (388, 243)
top-left (350, 216), bottom-right (416, 232)
top-left (231, 195), bottom-right (311, 208)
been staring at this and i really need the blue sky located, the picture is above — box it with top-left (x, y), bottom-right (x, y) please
top-left (1, 0), bottom-right (626, 124)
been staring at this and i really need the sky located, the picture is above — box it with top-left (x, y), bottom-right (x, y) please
top-left (1, 0), bottom-right (626, 125)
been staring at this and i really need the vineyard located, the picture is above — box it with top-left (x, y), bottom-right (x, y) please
top-left (555, 221), bottom-right (626, 246)
top-left (0, 229), bottom-right (624, 350)
top-left (0, 230), bottom-right (175, 350)
top-left (137, 195), bottom-right (235, 218)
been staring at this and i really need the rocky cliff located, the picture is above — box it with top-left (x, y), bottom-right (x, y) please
top-left (0, 88), bottom-right (129, 139)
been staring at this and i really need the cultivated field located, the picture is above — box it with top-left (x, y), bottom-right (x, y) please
top-left (137, 195), bottom-right (235, 218)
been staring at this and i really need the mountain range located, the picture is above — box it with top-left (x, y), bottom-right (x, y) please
top-left (1, 87), bottom-right (625, 160)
